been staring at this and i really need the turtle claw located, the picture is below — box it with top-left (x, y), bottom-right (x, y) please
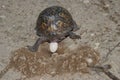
top-left (69, 32), bottom-right (81, 39)
top-left (27, 45), bottom-right (37, 52)
top-left (74, 35), bottom-right (81, 39)
top-left (27, 38), bottom-right (45, 52)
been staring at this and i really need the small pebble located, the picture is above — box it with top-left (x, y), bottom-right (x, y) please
top-left (91, 33), bottom-right (95, 36)
top-left (94, 43), bottom-right (100, 49)
top-left (0, 15), bottom-right (6, 19)
top-left (2, 5), bottom-right (5, 8)
top-left (83, 0), bottom-right (90, 4)
top-left (86, 58), bottom-right (93, 64)
top-left (105, 4), bottom-right (110, 8)
top-left (13, 25), bottom-right (15, 27)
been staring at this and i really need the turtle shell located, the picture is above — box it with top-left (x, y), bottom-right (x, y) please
top-left (35, 6), bottom-right (76, 38)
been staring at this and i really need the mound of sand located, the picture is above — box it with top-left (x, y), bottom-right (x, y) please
top-left (9, 42), bottom-right (100, 78)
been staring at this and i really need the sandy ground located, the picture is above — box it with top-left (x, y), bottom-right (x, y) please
top-left (0, 0), bottom-right (120, 80)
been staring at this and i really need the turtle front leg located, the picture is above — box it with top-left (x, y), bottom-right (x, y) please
top-left (27, 37), bottom-right (47, 52)
top-left (69, 32), bottom-right (81, 39)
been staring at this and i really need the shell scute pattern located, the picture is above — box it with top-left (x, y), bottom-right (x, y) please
top-left (28, 6), bottom-right (81, 52)
top-left (36, 6), bottom-right (74, 37)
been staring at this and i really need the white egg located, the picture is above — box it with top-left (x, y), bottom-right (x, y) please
top-left (49, 42), bottom-right (58, 53)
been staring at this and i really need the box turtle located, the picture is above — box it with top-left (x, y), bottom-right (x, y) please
top-left (28, 6), bottom-right (81, 52)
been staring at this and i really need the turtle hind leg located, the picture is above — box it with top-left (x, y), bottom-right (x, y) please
top-left (72, 20), bottom-right (80, 31)
top-left (69, 32), bottom-right (81, 39)
top-left (27, 37), bottom-right (48, 52)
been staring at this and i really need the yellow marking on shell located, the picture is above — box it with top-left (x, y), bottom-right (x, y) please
top-left (59, 12), bottom-right (68, 19)
top-left (48, 27), bottom-right (51, 31)
top-left (41, 23), bottom-right (47, 30)
top-left (57, 21), bottom-right (63, 27)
